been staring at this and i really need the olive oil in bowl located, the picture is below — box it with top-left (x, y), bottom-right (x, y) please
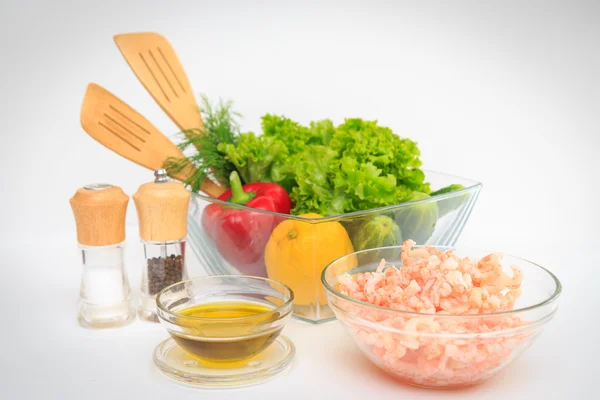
top-left (170, 301), bottom-right (283, 364)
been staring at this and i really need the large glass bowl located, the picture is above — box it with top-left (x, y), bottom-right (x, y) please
top-left (187, 170), bottom-right (482, 323)
top-left (322, 246), bottom-right (561, 389)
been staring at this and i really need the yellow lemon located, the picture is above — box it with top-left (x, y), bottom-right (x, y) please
top-left (265, 213), bottom-right (357, 306)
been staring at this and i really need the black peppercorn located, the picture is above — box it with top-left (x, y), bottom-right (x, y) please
top-left (147, 254), bottom-right (184, 295)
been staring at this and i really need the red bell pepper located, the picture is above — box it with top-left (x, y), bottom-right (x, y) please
top-left (201, 171), bottom-right (292, 277)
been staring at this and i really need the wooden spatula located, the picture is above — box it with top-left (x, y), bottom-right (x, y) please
top-left (80, 83), bottom-right (225, 198)
top-left (114, 32), bottom-right (204, 134)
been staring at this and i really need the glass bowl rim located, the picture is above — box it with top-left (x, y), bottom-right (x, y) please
top-left (156, 275), bottom-right (295, 322)
top-left (189, 169), bottom-right (482, 221)
top-left (321, 245), bottom-right (562, 319)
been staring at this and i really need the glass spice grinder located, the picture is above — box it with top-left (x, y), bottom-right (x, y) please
top-left (134, 169), bottom-right (191, 322)
top-left (69, 183), bottom-right (136, 329)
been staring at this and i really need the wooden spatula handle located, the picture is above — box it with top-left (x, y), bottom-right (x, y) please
top-left (80, 83), bottom-right (225, 198)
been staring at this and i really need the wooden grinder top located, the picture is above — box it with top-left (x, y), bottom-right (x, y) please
top-left (133, 169), bottom-right (191, 242)
top-left (69, 184), bottom-right (129, 246)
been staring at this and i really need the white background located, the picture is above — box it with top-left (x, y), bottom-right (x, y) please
top-left (0, 0), bottom-right (598, 398)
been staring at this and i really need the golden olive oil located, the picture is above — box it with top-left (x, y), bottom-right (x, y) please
top-left (171, 301), bottom-right (282, 364)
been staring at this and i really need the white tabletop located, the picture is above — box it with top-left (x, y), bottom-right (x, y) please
top-left (1, 0), bottom-right (598, 398)
top-left (0, 227), bottom-right (594, 399)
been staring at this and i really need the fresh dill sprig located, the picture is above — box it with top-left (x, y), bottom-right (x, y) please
top-left (164, 95), bottom-right (240, 192)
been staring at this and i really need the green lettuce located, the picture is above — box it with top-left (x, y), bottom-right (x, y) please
top-left (290, 145), bottom-right (413, 215)
top-left (262, 114), bottom-right (312, 155)
top-left (217, 133), bottom-right (296, 192)
top-left (216, 113), bottom-right (433, 216)
top-left (331, 118), bottom-right (429, 193)
top-left (262, 115), bottom-right (335, 152)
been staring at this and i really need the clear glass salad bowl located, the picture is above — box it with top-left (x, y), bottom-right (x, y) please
top-left (187, 170), bottom-right (482, 323)
top-left (322, 245), bottom-right (561, 389)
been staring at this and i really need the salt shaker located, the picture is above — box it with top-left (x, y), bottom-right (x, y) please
top-left (69, 183), bottom-right (136, 329)
top-left (133, 169), bottom-right (191, 322)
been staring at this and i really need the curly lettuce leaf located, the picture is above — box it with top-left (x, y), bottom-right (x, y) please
top-left (262, 114), bottom-right (335, 154)
top-left (261, 114), bottom-right (311, 155)
top-left (290, 145), bottom-right (341, 215)
top-left (331, 118), bottom-right (430, 193)
top-left (291, 145), bottom-right (413, 215)
top-left (211, 109), bottom-right (432, 216)
top-left (217, 132), bottom-right (296, 191)
top-left (308, 119), bottom-right (335, 146)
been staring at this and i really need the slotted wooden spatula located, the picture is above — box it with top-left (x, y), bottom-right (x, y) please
top-left (114, 32), bottom-right (204, 133)
top-left (80, 83), bottom-right (225, 198)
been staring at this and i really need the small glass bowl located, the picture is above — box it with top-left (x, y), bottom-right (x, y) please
top-left (153, 275), bottom-right (295, 387)
top-left (322, 246), bottom-right (562, 389)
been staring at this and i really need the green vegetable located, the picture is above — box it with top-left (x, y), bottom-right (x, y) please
top-left (430, 184), bottom-right (465, 196)
top-left (262, 114), bottom-right (312, 154)
top-left (217, 133), bottom-right (296, 192)
top-left (289, 145), bottom-right (342, 215)
top-left (393, 192), bottom-right (439, 245)
top-left (333, 157), bottom-right (405, 214)
top-left (164, 96), bottom-right (239, 191)
top-left (289, 145), bottom-right (408, 215)
top-left (331, 119), bottom-right (430, 193)
top-left (262, 114), bottom-right (336, 149)
top-left (287, 117), bottom-right (428, 215)
top-left (309, 119), bottom-right (335, 146)
top-left (431, 184), bottom-right (467, 217)
top-left (165, 95), bottom-right (467, 218)
top-left (346, 215), bottom-right (403, 261)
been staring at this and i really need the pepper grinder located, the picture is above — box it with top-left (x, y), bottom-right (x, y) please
top-left (70, 183), bottom-right (136, 329)
top-left (134, 169), bottom-right (191, 322)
